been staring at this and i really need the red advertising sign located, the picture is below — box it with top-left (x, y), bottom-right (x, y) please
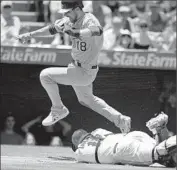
top-left (1, 45), bottom-right (176, 70)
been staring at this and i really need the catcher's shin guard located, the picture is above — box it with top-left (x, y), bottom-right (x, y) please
top-left (154, 135), bottom-right (176, 167)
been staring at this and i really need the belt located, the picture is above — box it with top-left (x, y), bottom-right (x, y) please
top-left (152, 147), bottom-right (156, 163)
top-left (95, 139), bottom-right (101, 164)
top-left (72, 60), bottom-right (97, 69)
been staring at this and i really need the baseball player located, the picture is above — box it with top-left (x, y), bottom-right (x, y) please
top-left (71, 112), bottom-right (176, 167)
top-left (17, 0), bottom-right (131, 133)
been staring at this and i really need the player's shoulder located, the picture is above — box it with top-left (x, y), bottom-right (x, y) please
top-left (84, 13), bottom-right (99, 22)
top-left (83, 12), bottom-right (101, 27)
top-left (85, 12), bottom-right (97, 19)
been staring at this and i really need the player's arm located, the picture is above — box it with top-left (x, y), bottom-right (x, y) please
top-left (80, 26), bottom-right (103, 37)
top-left (75, 148), bottom-right (90, 163)
top-left (64, 26), bottom-right (103, 38)
top-left (64, 17), bottom-right (103, 38)
top-left (75, 142), bottom-right (96, 163)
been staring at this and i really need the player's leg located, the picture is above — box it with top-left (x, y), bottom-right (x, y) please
top-left (39, 64), bottom-right (95, 126)
top-left (72, 84), bottom-right (131, 133)
top-left (146, 112), bottom-right (169, 143)
top-left (146, 113), bottom-right (176, 167)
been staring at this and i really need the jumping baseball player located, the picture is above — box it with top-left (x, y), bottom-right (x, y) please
top-left (17, 0), bottom-right (131, 133)
top-left (71, 112), bottom-right (176, 167)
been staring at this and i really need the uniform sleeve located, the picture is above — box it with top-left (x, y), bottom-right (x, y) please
top-left (75, 147), bottom-right (89, 162)
top-left (85, 15), bottom-right (103, 36)
top-left (74, 136), bottom-right (99, 163)
top-left (75, 145), bottom-right (96, 163)
top-left (86, 14), bottom-right (102, 28)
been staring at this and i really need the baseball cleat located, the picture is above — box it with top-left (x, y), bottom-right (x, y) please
top-left (146, 112), bottom-right (168, 132)
top-left (115, 115), bottom-right (131, 133)
top-left (42, 106), bottom-right (69, 126)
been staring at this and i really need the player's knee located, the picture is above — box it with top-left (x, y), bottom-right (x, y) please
top-left (78, 100), bottom-right (89, 107)
top-left (78, 97), bottom-right (89, 106)
top-left (39, 69), bottom-right (50, 81)
top-left (78, 95), bottom-right (95, 107)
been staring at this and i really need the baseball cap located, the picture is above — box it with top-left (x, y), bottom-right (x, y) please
top-left (59, 0), bottom-right (84, 14)
top-left (1, 1), bottom-right (13, 8)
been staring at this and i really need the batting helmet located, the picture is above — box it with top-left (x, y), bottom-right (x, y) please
top-left (71, 129), bottom-right (89, 151)
top-left (59, 0), bottom-right (84, 14)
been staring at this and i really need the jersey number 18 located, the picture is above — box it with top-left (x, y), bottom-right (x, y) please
top-left (73, 40), bottom-right (86, 51)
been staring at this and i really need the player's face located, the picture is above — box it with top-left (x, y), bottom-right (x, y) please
top-left (64, 9), bottom-right (77, 23)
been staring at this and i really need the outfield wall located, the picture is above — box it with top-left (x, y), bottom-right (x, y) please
top-left (0, 64), bottom-right (176, 137)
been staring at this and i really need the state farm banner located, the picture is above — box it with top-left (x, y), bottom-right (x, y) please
top-left (1, 45), bottom-right (71, 66)
top-left (1, 45), bottom-right (176, 70)
top-left (98, 50), bottom-right (176, 70)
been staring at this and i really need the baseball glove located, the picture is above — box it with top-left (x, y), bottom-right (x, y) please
top-left (54, 17), bottom-right (71, 33)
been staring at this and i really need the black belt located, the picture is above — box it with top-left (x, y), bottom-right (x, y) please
top-left (72, 60), bottom-right (97, 69)
top-left (152, 147), bottom-right (156, 163)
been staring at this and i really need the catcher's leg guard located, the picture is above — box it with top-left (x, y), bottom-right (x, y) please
top-left (153, 135), bottom-right (176, 167)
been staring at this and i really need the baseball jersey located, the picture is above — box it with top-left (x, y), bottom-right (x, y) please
top-left (75, 130), bottom-right (156, 165)
top-left (71, 13), bottom-right (103, 65)
top-left (75, 128), bottom-right (125, 164)
top-left (69, 13), bottom-right (103, 65)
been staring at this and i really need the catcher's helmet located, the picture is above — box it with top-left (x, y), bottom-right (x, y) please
top-left (71, 129), bottom-right (89, 151)
top-left (59, 0), bottom-right (84, 13)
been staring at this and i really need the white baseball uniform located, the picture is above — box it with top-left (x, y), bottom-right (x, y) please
top-left (75, 128), bottom-right (176, 166)
top-left (40, 13), bottom-right (126, 127)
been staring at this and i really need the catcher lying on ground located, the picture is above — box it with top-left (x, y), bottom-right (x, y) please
top-left (71, 112), bottom-right (176, 167)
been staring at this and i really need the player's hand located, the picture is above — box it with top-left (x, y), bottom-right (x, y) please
top-left (54, 17), bottom-right (71, 33)
top-left (63, 24), bottom-right (73, 35)
top-left (17, 33), bottom-right (32, 44)
top-left (63, 24), bottom-right (80, 38)
top-left (118, 115), bottom-right (131, 133)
